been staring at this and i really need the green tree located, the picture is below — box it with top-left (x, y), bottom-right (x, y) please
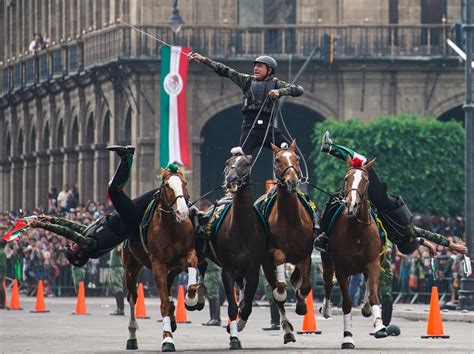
top-left (311, 115), bottom-right (465, 216)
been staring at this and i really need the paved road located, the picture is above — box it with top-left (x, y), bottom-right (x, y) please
top-left (1, 297), bottom-right (473, 353)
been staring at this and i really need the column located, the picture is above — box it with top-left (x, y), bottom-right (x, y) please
top-left (22, 155), bottom-right (37, 211)
top-left (78, 145), bottom-right (95, 203)
top-left (10, 156), bottom-right (23, 210)
top-left (93, 143), bottom-right (109, 202)
top-left (63, 147), bottom-right (79, 187)
top-left (48, 149), bottom-right (64, 193)
top-left (35, 151), bottom-right (50, 209)
top-left (0, 159), bottom-right (11, 211)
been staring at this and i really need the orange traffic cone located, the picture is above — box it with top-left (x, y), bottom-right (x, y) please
top-left (176, 285), bottom-right (191, 323)
top-left (3, 280), bottom-right (8, 308)
top-left (73, 281), bottom-right (90, 315)
top-left (297, 290), bottom-right (321, 334)
top-left (421, 286), bottom-right (449, 339)
top-left (9, 279), bottom-right (23, 310)
top-left (135, 282), bottom-right (150, 319)
top-left (227, 288), bottom-right (239, 324)
top-left (31, 280), bottom-right (49, 313)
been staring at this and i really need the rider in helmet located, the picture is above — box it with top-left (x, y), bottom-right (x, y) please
top-left (190, 53), bottom-right (304, 154)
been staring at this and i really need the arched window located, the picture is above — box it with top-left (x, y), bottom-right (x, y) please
top-left (57, 120), bottom-right (64, 148)
top-left (102, 112), bottom-right (110, 143)
top-left (72, 117), bottom-right (79, 146)
top-left (18, 129), bottom-right (24, 155)
top-left (44, 122), bottom-right (50, 150)
top-left (5, 132), bottom-right (11, 157)
top-left (31, 126), bottom-right (37, 153)
top-left (86, 113), bottom-right (94, 144)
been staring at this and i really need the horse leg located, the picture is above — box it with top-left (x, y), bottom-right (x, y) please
top-left (151, 262), bottom-right (176, 352)
top-left (124, 251), bottom-right (142, 350)
top-left (222, 270), bottom-right (241, 350)
top-left (319, 252), bottom-right (335, 319)
top-left (293, 258), bottom-right (312, 316)
top-left (184, 249), bottom-right (202, 311)
top-left (166, 268), bottom-right (181, 333)
top-left (367, 262), bottom-right (387, 339)
top-left (336, 272), bottom-right (355, 350)
top-left (271, 249), bottom-right (287, 302)
top-left (361, 274), bottom-right (372, 318)
top-left (236, 271), bottom-right (258, 332)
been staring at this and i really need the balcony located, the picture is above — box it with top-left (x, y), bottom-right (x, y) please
top-left (0, 23), bottom-right (456, 98)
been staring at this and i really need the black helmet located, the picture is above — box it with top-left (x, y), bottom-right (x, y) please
top-left (254, 56), bottom-right (277, 74)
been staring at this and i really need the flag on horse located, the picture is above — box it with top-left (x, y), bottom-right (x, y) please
top-left (160, 46), bottom-right (191, 168)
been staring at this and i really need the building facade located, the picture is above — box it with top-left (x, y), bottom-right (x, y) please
top-left (0, 0), bottom-right (467, 211)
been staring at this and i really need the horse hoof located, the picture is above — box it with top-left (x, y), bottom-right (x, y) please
top-left (361, 306), bottom-right (372, 318)
top-left (126, 339), bottom-right (138, 350)
top-left (185, 303), bottom-right (197, 312)
top-left (283, 333), bottom-right (296, 344)
top-left (171, 319), bottom-right (177, 333)
top-left (229, 337), bottom-right (242, 350)
top-left (161, 342), bottom-right (176, 352)
top-left (237, 319), bottom-right (247, 332)
top-left (295, 303), bottom-right (307, 316)
top-left (374, 328), bottom-right (388, 339)
top-left (195, 301), bottom-right (205, 311)
top-left (341, 342), bottom-right (355, 349)
top-left (387, 324), bottom-right (401, 336)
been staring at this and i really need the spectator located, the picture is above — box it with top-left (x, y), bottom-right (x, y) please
top-left (28, 33), bottom-right (44, 55)
top-left (57, 185), bottom-right (72, 213)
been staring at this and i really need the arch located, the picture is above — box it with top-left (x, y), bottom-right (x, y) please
top-left (5, 132), bottom-right (11, 158)
top-left (44, 121), bottom-right (50, 150)
top-left (438, 105), bottom-right (465, 123)
top-left (429, 91), bottom-right (464, 119)
top-left (85, 113), bottom-right (94, 144)
top-left (57, 120), bottom-right (64, 148)
top-left (30, 125), bottom-right (37, 153)
top-left (71, 116), bottom-right (79, 146)
top-left (199, 102), bottom-right (325, 195)
top-left (18, 128), bottom-right (24, 155)
top-left (102, 111), bottom-right (111, 143)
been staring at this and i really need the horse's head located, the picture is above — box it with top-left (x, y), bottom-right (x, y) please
top-left (159, 165), bottom-right (190, 223)
top-left (271, 140), bottom-right (301, 193)
top-left (343, 155), bottom-right (376, 218)
top-left (223, 147), bottom-right (252, 194)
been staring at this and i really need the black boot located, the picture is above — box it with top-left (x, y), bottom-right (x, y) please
top-left (108, 146), bottom-right (135, 193)
top-left (202, 298), bottom-right (221, 326)
top-left (382, 301), bottom-right (392, 327)
top-left (111, 291), bottom-right (125, 316)
top-left (262, 302), bottom-right (280, 330)
top-left (0, 283), bottom-right (5, 309)
top-left (313, 232), bottom-right (329, 253)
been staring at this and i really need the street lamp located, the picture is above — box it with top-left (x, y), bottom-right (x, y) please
top-left (168, 0), bottom-right (184, 45)
top-left (459, 0), bottom-right (474, 311)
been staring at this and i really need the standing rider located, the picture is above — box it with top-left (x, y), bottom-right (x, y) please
top-left (189, 53), bottom-right (304, 154)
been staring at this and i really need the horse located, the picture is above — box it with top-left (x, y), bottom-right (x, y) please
top-left (260, 140), bottom-right (314, 344)
top-left (123, 166), bottom-right (204, 352)
top-left (207, 147), bottom-right (266, 350)
top-left (319, 155), bottom-right (387, 349)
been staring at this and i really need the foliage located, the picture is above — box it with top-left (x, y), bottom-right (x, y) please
top-left (310, 115), bottom-right (465, 216)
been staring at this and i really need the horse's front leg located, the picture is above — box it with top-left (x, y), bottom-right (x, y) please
top-left (222, 270), bottom-right (241, 350)
top-left (292, 257), bottom-right (312, 316)
top-left (271, 249), bottom-right (288, 302)
top-left (319, 252), bottom-right (335, 319)
top-left (151, 262), bottom-right (176, 352)
top-left (236, 269), bottom-right (259, 332)
top-left (367, 261), bottom-right (387, 339)
top-left (336, 271), bottom-right (355, 349)
top-left (184, 249), bottom-right (203, 311)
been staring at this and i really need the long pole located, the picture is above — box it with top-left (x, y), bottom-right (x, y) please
top-left (459, 0), bottom-right (474, 310)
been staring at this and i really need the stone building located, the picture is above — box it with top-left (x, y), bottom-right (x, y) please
top-left (0, 0), bottom-right (467, 211)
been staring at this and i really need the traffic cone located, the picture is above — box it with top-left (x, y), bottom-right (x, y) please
top-left (176, 285), bottom-right (191, 323)
top-left (297, 290), bottom-right (321, 334)
top-left (421, 286), bottom-right (449, 339)
top-left (31, 280), bottom-right (49, 313)
top-left (227, 288), bottom-right (239, 324)
top-left (73, 281), bottom-right (90, 315)
top-left (3, 280), bottom-right (8, 308)
top-left (135, 282), bottom-right (150, 319)
top-left (9, 279), bottom-right (23, 310)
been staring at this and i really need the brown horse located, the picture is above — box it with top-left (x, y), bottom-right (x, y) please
top-left (210, 147), bottom-right (266, 350)
top-left (320, 155), bottom-right (387, 349)
top-left (123, 167), bottom-right (203, 352)
top-left (261, 140), bottom-right (314, 344)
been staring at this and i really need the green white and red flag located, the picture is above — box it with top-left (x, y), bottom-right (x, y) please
top-left (2, 216), bottom-right (38, 241)
top-left (160, 46), bottom-right (191, 168)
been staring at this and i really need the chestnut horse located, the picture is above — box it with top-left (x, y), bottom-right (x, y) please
top-left (123, 167), bottom-right (203, 352)
top-left (261, 140), bottom-right (314, 344)
top-left (319, 155), bottom-right (387, 349)
top-left (209, 148), bottom-right (266, 350)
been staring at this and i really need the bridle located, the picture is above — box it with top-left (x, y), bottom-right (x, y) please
top-left (343, 167), bottom-right (371, 225)
top-left (157, 173), bottom-right (189, 217)
top-left (274, 153), bottom-right (302, 186)
top-left (223, 157), bottom-right (251, 191)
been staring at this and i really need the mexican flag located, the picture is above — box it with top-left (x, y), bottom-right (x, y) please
top-left (2, 216), bottom-right (38, 241)
top-left (160, 46), bottom-right (191, 168)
